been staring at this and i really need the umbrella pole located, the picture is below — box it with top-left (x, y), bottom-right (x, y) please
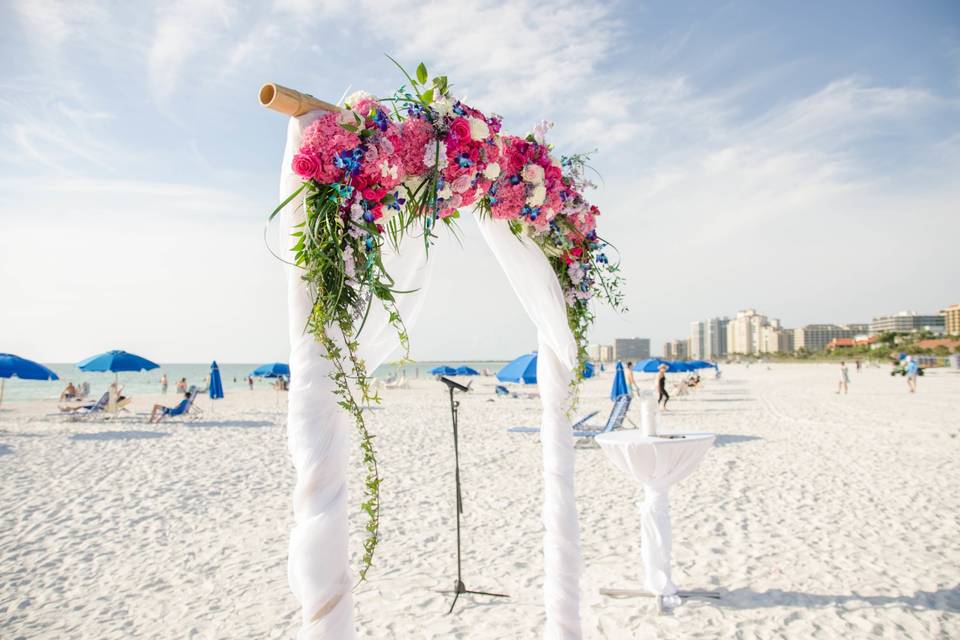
top-left (0, 379), bottom-right (5, 410)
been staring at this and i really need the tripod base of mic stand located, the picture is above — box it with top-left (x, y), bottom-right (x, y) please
top-left (440, 579), bottom-right (509, 614)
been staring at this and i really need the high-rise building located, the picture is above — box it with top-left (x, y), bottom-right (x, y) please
top-left (870, 311), bottom-right (946, 335)
top-left (688, 321), bottom-right (704, 359)
top-left (726, 309), bottom-right (770, 355)
top-left (663, 342), bottom-right (673, 359)
top-left (703, 317), bottom-right (730, 358)
top-left (794, 324), bottom-right (869, 352)
top-left (759, 321), bottom-right (794, 354)
top-left (614, 338), bottom-right (650, 361)
top-left (588, 344), bottom-right (615, 362)
top-left (945, 304), bottom-right (960, 335)
top-left (672, 339), bottom-right (688, 360)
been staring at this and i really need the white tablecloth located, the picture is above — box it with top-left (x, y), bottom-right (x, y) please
top-left (595, 432), bottom-right (715, 598)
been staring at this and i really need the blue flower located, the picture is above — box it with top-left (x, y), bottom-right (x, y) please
top-left (363, 210), bottom-right (375, 223)
top-left (456, 153), bottom-right (472, 168)
top-left (372, 109), bottom-right (390, 132)
top-left (453, 102), bottom-right (465, 116)
top-left (509, 174), bottom-right (521, 185)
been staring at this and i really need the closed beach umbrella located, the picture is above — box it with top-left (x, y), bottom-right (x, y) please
top-left (582, 361), bottom-right (595, 379)
top-left (497, 352), bottom-right (538, 384)
top-left (250, 362), bottom-right (290, 378)
top-left (429, 365), bottom-right (458, 376)
top-left (209, 361), bottom-right (224, 400)
top-left (0, 354), bottom-right (59, 408)
top-left (610, 361), bottom-right (629, 401)
top-left (454, 366), bottom-right (480, 376)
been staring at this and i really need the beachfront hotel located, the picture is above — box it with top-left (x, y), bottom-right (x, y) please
top-left (870, 310), bottom-right (946, 335)
top-left (794, 323), bottom-right (870, 352)
top-left (945, 303), bottom-right (960, 335)
top-left (613, 338), bottom-right (650, 361)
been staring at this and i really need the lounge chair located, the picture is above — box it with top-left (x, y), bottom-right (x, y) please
top-left (52, 391), bottom-right (110, 420)
top-left (572, 395), bottom-right (631, 438)
top-left (507, 409), bottom-right (601, 434)
top-left (151, 386), bottom-right (200, 422)
top-left (384, 374), bottom-right (408, 389)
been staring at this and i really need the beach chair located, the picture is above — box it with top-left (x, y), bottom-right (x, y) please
top-left (572, 395), bottom-right (632, 438)
top-left (495, 385), bottom-right (511, 397)
top-left (507, 409), bottom-right (601, 434)
top-left (151, 386), bottom-right (201, 422)
top-left (52, 391), bottom-right (110, 420)
top-left (384, 374), bottom-right (408, 389)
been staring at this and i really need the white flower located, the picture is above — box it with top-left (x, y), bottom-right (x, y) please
top-left (532, 120), bottom-right (554, 145)
top-left (345, 90), bottom-right (374, 108)
top-left (433, 95), bottom-right (453, 118)
top-left (568, 263), bottom-right (584, 285)
top-left (522, 164), bottom-right (545, 184)
top-left (342, 245), bottom-right (357, 279)
top-left (423, 141), bottom-right (448, 170)
top-left (483, 162), bottom-right (501, 180)
top-left (350, 203), bottom-right (365, 220)
top-left (527, 184), bottom-right (546, 207)
top-left (437, 184), bottom-right (453, 200)
top-left (379, 159), bottom-right (398, 181)
top-left (468, 116), bottom-right (489, 141)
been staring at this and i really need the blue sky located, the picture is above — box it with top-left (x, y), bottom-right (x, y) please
top-left (2, 1), bottom-right (958, 362)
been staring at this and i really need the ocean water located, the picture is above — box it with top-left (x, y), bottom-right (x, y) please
top-left (0, 361), bottom-right (509, 402)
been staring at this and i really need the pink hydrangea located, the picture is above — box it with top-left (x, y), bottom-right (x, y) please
top-left (394, 118), bottom-right (435, 177)
top-left (298, 112), bottom-right (361, 183)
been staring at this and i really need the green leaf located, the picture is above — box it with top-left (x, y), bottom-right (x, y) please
top-left (421, 88), bottom-right (434, 104)
top-left (416, 62), bottom-right (428, 84)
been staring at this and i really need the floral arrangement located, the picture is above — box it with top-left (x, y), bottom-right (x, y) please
top-left (270, 61), bottom-right (624, 582)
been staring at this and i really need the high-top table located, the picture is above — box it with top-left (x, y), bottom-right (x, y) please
top-left (595, 431), bottom-right (716, 613)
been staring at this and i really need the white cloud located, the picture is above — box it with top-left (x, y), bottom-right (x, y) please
top-left (148, 0), bottom-right (235, 100)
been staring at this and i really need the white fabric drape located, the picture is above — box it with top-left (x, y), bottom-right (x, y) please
top-left (280, 113), bottom-right (433, 639)
top-left (595, 432), bottom-right (715, 598)
top-left (475, 214), bottom-right (583, 639)
top-left (278, 114), bottom-right (583, 638)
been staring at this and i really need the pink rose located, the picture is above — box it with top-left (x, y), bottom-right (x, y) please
top-left (292, 152), bottom-right (320, 179)
top-left (450, 117), bottom-right (471, 141)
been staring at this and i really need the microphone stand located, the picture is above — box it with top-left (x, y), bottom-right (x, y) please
top-left (437, 376), bottom-right (508, 614)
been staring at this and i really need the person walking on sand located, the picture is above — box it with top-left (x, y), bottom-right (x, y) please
top-left (247, 375), bottom-right (254, 390)
top-left (837, 361), bottom-right (850, 394)
top-left (624, 361), bottom-right (637, 396)
top-left (905, 356), bottom-right (919, 393)
top-left (176, 377), bottom-right (187, 394)
top-left (160, 373), bottom-right (168, 394)
top-left (656, 363), bottom-right (670, 410)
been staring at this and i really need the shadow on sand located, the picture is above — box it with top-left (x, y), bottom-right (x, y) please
top-left (713, 435), bottom-right (761, 447)
top-left (185, 420), bottom-right (274, 429)
top-left (0, 443), bottom-right (12, 455)
top-left (708, 586), bottom-right (959, 613)
top-left (71, 431), bottom-right (170, 441)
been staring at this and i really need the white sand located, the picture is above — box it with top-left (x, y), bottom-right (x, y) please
top-left (1, 364), bottom-right (958, 638)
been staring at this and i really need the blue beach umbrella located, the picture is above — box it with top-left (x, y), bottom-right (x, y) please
top-left (209, 361), bottom-right (224, 400)
top-left (429, 365), bottom-right (458, 376)
top-left (250, 362), bottom-right (290, 378)
top-left (610, 361), bottom-right (629, 400)
top-left (687, 360), bottom-right (716, 369)
top-left (497, 352), bottom-right (538, 384)
top-left (455, 366), bottom-right (480, 376)
top-left (633, 358), bottom-right (693, 373)
top-left (78, 350), bottom-right (159, 374)
top-left (0, 354), bottom-right (59, 408)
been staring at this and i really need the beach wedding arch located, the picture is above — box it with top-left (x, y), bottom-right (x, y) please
top-left (263, 60), bottom-right (624, 638)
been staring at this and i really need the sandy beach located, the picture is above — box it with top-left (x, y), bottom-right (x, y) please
top-left (1, 363), bottom-right (958, 638)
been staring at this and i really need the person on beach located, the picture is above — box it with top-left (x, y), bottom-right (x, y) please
top-left (148, 391), bottom-right (192, 423)
top-left (59, 382), bottom-right (77, 402)
top-left (247, 375), bottom-right (254, 390)
top-left (656, 363), bottom-right (669, 409)
top-left (176, 377), bottom-right (187, 394)
top-left (837, 361), bottom-right (850, 394)
top-left (905, 356), bottom-right (919, 393)
top-left (624, 361), bottom-right (637, 396)
top-left (160, 373), bottom-right (168, 394)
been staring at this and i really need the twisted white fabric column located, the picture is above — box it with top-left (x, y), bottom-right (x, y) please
top-left (279, 114), bottom-right (433, 639)
top-left (475, 214), bottom-right (583, 639)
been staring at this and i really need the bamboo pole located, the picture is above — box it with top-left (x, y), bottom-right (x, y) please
top-left (259, 83), bottom-right (341, 116)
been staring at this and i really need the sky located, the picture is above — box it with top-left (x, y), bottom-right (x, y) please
top-left (1, 0), bottom-right (958, 363)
